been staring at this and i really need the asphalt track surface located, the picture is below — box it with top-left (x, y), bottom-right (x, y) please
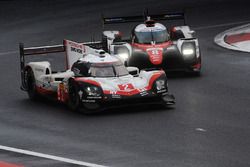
top-left (0, 0), bottom-right (250, 167)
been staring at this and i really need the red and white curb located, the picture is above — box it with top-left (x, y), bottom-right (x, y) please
top-left (0, 161), bottom-right (23, 167)
top-left (214, 23), bottom-right (250, 52)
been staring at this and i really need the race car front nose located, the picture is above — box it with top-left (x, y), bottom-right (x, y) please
top-left (128, 51), bottom-right (159, 69)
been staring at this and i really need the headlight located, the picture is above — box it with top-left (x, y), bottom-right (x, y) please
top-left (182, 48), bottom-right (194, 55)
top-left (182, 42), bottom-right (195, 58)
top-left (156, 80), bottom-right (165, 90)
top-left (84, 86), bottom-right (101, 96)
top-left (117, 52), bottom-right (129, 61)
top-left (115, 46), bottom-right (130, 61)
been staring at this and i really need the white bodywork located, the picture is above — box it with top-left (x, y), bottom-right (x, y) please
top-left (25, 40), bottom-right (164, 99)
top-left (77, 70), bottom-right (162, 93)
top-left (175, 38), bottom-right (200, 59)
top-left (173, 26), bottom-right (195, 39)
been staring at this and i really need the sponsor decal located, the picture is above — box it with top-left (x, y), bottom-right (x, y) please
top-left (112, 94), bottom-right (121, 99)
top-left (82, 99), bottom-right (95, 103)
top-left (71, 47), bottom-right (83, 54)
top-left (146, 48), bottom-right (163, 65)
top-left (140, 91), bottom-right (148, 96)
top-left (87, 96), bottom-right (102, 99)
top-left (118, 83), bottom-right (134, 90)
top-left (57, 83), bottom-right (65, 101)
top-left (68, 41), bottom-right (84, 49)
top-left (138, 88), bottom-right (148, 96)
top-left (110, 90), bottom-right (117, 94)
top-left (132, 41), bottom-right (172, 65)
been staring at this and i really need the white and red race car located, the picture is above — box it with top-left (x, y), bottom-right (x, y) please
top-left (19, 40), bottom-right (175, 113)
top-left (102, 12), bottom-right (201, 75)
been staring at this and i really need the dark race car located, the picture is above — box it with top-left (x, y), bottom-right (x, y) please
top-left (102, 12), bottom-right (201, 75)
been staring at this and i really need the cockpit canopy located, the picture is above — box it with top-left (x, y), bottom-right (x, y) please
top-left (133, 23), bottom-right (169, 44)
top-left (71, 61), bottom-right (129, 78)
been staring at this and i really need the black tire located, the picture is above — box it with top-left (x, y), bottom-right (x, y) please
top-left (67, 80), bottom-right (81, 112)
top-left (26, 68), bottom-right (39, 100)
top-left (67, 79), bottom-right (102, 114)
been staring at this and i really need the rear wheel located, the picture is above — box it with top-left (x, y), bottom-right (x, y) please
top-left (26, 68), bottom-right (39, 100)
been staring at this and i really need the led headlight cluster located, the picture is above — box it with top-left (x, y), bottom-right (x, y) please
top-left (182, 48), bottom-right (194, 55)
top-left (84, 86), bottom-right (101, 96)
top-left (156, 79), bottom-right (166, 91)
top-left (115, 46), bottom-right (130, 61)
top-left (182, 42), bottom-right (196, 59)
top-left (118, 52), bottom-right (129, 61)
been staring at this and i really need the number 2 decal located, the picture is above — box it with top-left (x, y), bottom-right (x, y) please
top-left (118, 83), bottom-right (134, 90)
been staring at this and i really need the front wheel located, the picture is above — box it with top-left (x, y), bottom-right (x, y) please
top-left (67, 80), bottom-right (81, 111)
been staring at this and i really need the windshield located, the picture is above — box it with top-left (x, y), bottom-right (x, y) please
top-left (135, 30), bottom-right (169, 44)
top-left (90, 64), bottom-right (129, 77)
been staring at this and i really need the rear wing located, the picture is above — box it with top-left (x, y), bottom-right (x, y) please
top-left (19, 43), bottom-right (65, 90)
top-left (19, 40), bottom-right (102, 90)
top-left (102, 12), bottom-right (186, 25)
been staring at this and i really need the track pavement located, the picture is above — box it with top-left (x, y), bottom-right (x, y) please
top-left (0, 0), bottom-right (250, 167)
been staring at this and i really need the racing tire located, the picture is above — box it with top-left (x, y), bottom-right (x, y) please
top-left (67, 80), bottom-right (81, 112)
top-left (26, 68), bottom-right (39, 100)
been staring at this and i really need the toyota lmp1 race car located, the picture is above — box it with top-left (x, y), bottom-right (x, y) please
top-left (19, 39), bottom-right (175, 113)
top-left (102, 12), bottom-right (201, 75)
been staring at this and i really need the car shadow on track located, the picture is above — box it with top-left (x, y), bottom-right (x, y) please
top-left (88, 105), bottom-right (175, 117)
top-left (166, 71), bottom-right (202, 79)
top-left (17, 97), bottom-right (175, 117)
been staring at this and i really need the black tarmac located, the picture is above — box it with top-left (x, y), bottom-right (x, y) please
top-left (0, 0), bottom-right (250, 167)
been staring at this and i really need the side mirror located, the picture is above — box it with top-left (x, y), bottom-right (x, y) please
top-left (188, 30), bottom-right (196, 35)
top-left (127, 67), bottom-right (139, 77)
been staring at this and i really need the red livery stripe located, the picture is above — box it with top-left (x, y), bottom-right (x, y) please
top-left (74, 78), bottom-right (101, 87)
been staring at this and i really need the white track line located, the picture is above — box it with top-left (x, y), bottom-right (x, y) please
top-left (0, 21), bottom-right (249, 57)
top-left (0, 51), bottom-right (18, 56)
top-left (0, 145), bottom-right (108, 167)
